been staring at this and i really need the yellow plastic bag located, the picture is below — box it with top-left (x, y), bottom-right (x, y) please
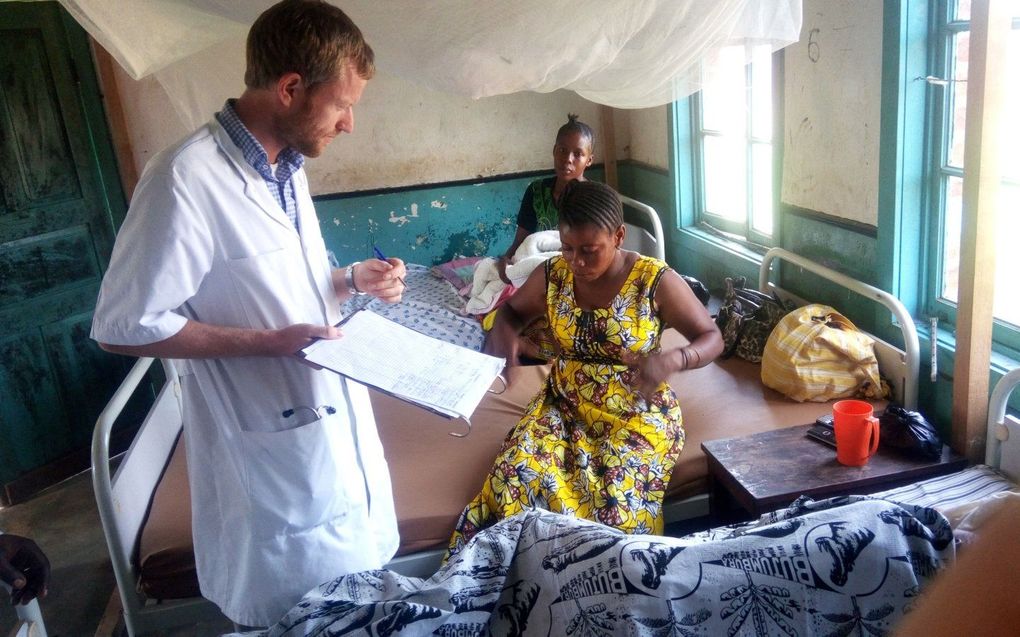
top-left (761, 304), bottom-right (889, 402)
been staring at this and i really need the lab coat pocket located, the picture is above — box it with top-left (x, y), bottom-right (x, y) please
top-left (241, 414), bottom-right (349, 539)
top-left (225, 246), bottom-right (315, 329)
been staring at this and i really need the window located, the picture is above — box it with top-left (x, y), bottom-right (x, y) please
top-left (926, 0), bottom-right (1020, 350)
top-left (691, 44), bottom-right (777, 245)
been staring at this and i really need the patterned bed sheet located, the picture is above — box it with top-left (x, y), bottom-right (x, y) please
top-left (230, 496), bottom-right (954, 636)
top-left (340, 264), bottom-right (486, 351)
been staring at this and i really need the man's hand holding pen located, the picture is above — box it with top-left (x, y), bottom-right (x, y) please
top-left (372, 245), bottom-right (408, 290)
top-left (354, 253), bottom-right (406, 303)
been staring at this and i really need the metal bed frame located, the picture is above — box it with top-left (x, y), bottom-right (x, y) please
top-left (91, 246), bottom-right (933, 635)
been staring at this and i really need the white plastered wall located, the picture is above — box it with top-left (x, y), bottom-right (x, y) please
top-left (781, 0), bottom-right (883, 224)
top-left (615, 0), bottom-right (884, 224)
top-left (110, 45), bottom-right (614, 196)
top-left (110, 0), bottom-right (879, 215)
top-left (623, 106), bottom-right (670, 171)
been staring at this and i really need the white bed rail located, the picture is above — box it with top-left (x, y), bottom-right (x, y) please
top-left (91, 357), bottom-right (224, 636)
top-left (619, 194), bottom-right (665, 261)
top-left (759, 247), bottom-right (920, 410)
top-left (986, 367), bottom-right (1020, 478)
top-left (2, 585), bottom-right (46, 637)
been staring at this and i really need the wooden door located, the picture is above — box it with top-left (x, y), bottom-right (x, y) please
top-left (0, 2), bottom-right (138, 504)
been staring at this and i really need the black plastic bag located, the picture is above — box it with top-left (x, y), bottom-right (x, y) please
top-left (879, 404), bottom-right (944, 460)
top-left (681, 274), bottom-right (710, 307)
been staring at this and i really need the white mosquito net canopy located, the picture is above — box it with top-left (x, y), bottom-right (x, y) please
top-left (59, 0), bottom-right (801, 127)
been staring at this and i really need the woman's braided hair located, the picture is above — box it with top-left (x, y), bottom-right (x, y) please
top-left (559, 181), bottom-right (624, 233)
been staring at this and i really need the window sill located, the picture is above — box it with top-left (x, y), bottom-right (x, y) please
top-left (676, 224), bottom-right (769, 267)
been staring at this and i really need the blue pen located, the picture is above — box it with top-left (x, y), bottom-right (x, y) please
top-left (372, 245), bottom-right (407, 288)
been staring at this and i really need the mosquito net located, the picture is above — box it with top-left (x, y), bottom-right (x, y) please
top-left (59, 0), bottom-right (801, 124)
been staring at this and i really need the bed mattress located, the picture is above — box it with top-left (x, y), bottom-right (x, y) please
top-left (135, 330), bottom-right (883, 599)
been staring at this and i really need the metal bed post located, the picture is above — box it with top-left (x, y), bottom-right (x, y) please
top-left (618, 194), bottom-right (666, 261)
top-left (92, 357), bottom-right (224, 636)
top-left (986, 368), bottom-right (1020, 472)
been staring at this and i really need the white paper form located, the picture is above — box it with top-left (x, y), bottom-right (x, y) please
top-left (300, 310), bottom-right (505, 420)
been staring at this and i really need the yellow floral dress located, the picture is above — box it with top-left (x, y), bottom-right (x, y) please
top-left (447, 255), bottom-right (684, 558)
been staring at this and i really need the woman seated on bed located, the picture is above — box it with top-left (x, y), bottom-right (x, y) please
top-left (487, 114), bottom-right (595, 360)
top-left (496, 113), bottom-right (594, 285)
top-left (447, 181), bottom-right (723, 558)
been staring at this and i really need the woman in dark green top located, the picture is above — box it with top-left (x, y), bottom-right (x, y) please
top-left (496, 114), bottom-right (595, 284)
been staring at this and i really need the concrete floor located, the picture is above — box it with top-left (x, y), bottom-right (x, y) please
top-left (1, 469), bottom-right (713, 636)
top-left (0, 470), bottom-right (233, 637)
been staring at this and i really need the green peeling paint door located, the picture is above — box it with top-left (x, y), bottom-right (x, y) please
top-left (0, 2), bottom-right (135, 503)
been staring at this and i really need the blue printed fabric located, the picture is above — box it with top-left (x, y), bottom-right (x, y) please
top-left (230, 495), bottom-right (953, 636)
top-left (340, 264), bottom-right (486, 351)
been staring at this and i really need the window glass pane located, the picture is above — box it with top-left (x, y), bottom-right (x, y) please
top-left (948, 30), bottom-right (969, 168)
top-left (940, 176), bottom-right (963, 303)
top-left (995, 181), bottom-right (1020, 327)
top-left (702, 46), bottom-right (747, 134)
top-left (1003, 28), bottom-right (1020, 182)
top-left (750, 45), bottom-right (772, 140)
top-left (956, 0), bottom-right (970, 21)
top-left (948, 0), bottom-right (1018, 21)
top-left (992, 28), bottom-right (1020, 328)
top-left (703, 135), bottom-right (746, 221)
top-left (751, 142), bottom-right (772, 234)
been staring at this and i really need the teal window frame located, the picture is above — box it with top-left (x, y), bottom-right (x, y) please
top-left (921, 0), bottom-right (1020, 358)
top-left (673, 49), bottom-right (783, 253)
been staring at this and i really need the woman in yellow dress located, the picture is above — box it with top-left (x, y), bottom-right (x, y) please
top-left (447, 181), bottom-right (723, 558)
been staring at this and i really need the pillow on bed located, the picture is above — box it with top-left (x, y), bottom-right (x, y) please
top-left (939, 490), bottom-right (1020, 551)
top-left (431, 256), bottom-right (484, 296)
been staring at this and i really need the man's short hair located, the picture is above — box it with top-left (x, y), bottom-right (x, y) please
top-left (245, 0), bottom-right (375, 90)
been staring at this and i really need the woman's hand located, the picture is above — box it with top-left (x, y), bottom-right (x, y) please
top-left (483, 322), bottom-right (521, 377)
top-left (496, 256), bottom-right (512, 285)
top-left (624, 349), bottom-right (681, 398)
top-left (482, 265), bottom-right (548, 381)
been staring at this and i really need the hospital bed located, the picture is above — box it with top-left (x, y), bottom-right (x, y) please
top-left (232, 373), bottom-right (1020, 635)
top-left (94, 247), bottom-right (936, 635)
top-left (337, 193), bottom-right (666, 352)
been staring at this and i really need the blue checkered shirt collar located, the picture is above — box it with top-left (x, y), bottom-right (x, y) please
top-left (215, 99), bottom-right (304, 228)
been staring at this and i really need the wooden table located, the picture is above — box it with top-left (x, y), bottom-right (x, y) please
top-left (701, 424), bottom-right (969, 522)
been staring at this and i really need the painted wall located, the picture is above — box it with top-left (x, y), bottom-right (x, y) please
top-left (317, 168), bottom-right (605, 267)
top-left (110, 45), bottom-right (612, 195)
top-left (106, 1), bottom-right (888, 301)
top-left (622, 106), bottom-right (670, 171)
top-left (782, 0), bottom-right (883, 225)
top-left (633, 0), bottom-right (890, 362)
top-left (109, 44), bottom-right (626, 266)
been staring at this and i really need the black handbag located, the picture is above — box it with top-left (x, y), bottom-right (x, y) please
top-left (715, 276), bottom-right (795, 362)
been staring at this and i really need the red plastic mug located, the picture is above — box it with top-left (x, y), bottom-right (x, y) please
top-left (833, 399), bottom-right (880, 466)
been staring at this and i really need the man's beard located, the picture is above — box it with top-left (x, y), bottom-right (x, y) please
top-left (278, 104), bottom-right (330, 158)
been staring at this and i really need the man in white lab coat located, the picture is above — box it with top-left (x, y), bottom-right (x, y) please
top-left (91, 0), bottom-right (405, 627)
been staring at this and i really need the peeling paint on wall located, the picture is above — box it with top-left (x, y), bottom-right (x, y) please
top-left (315, 171), bottom-right (609, 266)
top-left (388, 203), bottom-right (420, 226)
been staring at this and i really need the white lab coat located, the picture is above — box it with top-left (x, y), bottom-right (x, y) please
top-left (91, 119), bottom-right (398, 626)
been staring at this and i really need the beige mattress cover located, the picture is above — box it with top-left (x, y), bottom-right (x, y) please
top-left (137, 329), bottom-right (853, 599)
